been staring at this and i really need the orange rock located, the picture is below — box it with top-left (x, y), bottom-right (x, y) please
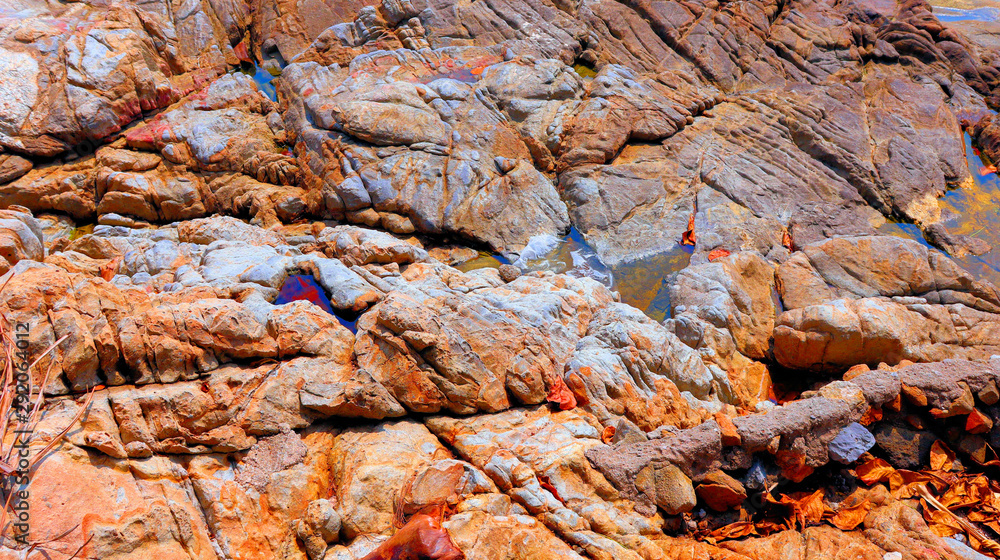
top-left (966, 408), bottom-right (993, 434)
top-left (715, 412), bottom-right (742, 447)
top-left (360, 506), bottom-right (463, 560)
top-left (843, 363), bottom-right (870, 381)
top-left (696, 471), bottom-right (747, 511)
top-left (565, 372), bottom-right (590, 406)
top-left (885, 394), bottom-right (902, 413)
top-left (901, 385), bottom-right (928, 407)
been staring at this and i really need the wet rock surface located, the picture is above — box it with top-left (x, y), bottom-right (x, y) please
top-left (4, 0), bottom-right (1000, 559)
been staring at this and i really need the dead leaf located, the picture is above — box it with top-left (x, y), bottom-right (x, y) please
top-left (545, 375), bottom-right (576, 411)
top-left (709, 521), bottom-right (756, 541)
top-left (776, 490), bottom-right (825, 529)
top-left (829, 499), bottom-right (872, 531)
top-left (775, 450), bottom-right (813, 483)
top-left (859, 406), bottom-right (883, 426)
top-left (930, 441), bottom-right (955, 472)
top-left (857, 458), bottom-right (896, 485)
top-left (681, 215), bottom-right (696, 246)
top-left (601, 426), bottom-right (616, 444)
top-left (923, 504), bottom-right (963, 537)
top-left (707, 248), bottom-right (730, 262)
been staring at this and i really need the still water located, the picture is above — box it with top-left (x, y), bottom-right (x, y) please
top-left (879, 133), bottom-right (1000, 287)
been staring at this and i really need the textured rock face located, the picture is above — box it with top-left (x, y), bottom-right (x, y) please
top-left (773, 236), bottom-right (1000, 371)
top-left (0, 1), bottom-right (243, 158)
top-left (6, 0), bottom-right (1000, 559)
top-left (279, 52), bottom-right (570, 251)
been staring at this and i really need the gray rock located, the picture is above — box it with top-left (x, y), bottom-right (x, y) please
top-left (873, 424), bottom-right (937, 470)
top-left (636, 463), bottom-right (696, 516)
top-left (828, 422), bottom-right (875, 464)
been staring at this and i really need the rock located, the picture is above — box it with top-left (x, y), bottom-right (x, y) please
top-left (720, 525), bottom-right (888, 559)
top-left (0, 158), bottom-right (97, 220)
top-left (695, 471), bottom-right (747, 512)
top-left (0, 207), bottom-right (44, 274)
top-left (669, 252), bottom-right (777, 361)
top-left (587, 372), bottom-right (900, 512)
top-left (279, 51), bottom-right (570, 253)
top-left (11, 0), bottom-right (1000, 557)
top-left (499, 264), bottom-right (521, 283)
top-left (637, 464), bottom-right (696, 515)
top-left (776, 236), bottom-right (1000, 312)
top-left (979, 380), bottom-right (1000, 406)
top-left (355, 263), bottom-right (712, 420)
top-left (0, 154), bottom-right (31, 183)
top-left (295, 499), bottom-right (342, 560)
top-left (873, 424), bottom-right (938, 470)
top-left (445, 510), bottom-right (585, 560)
top-left (774, 237), bottom-right (1000, 371)
top-left (124, 73), bottom-right (299, 185)
top-left (317, 225), bottom-right (428, 266)
top-left (828, 422), bottom-right (876, 464)
top-left (0, 1), bottom-right (241, 157)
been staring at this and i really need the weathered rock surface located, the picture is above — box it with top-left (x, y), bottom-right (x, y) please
top-left (0, 1), bottom-right (244, 157)
top-left (279, 50), bottom-right (570, 252)
top-left (6, 0), bottom-right (1000, 559)
top-left (774, 236), bottom-right (1000, 371)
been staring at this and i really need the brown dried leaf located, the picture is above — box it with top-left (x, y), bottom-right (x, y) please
top-left (709, 521), bottom-right (756, 541)
top-left (856, 458), bottom-right (896, 485)
top-left (930, 441), bottom-right (956, 472)
top-left (681, 215), bottom-right (696, 246)
top-left (829, 500), bottom-right (872, 531)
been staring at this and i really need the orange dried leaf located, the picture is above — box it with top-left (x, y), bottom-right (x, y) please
top-left (754, 519), bottom-right (787, 535)
top-left (923, 505), bottom-right (963, 538)
top-left (856, 458), bottom-right (895, 485)
top-left (709, 521), bottom-right (756, 541)
top-left (545, 375), bottom-right (577, 411)
top-left (829, 499), bottom-right (872, 531)
top-left (775, 450), bottom-right (813, 483)
top-left (681, 215), bottom-right (696, 246)
top-left (601, 426), bottom-right (616, 444)
top-left (859, 406), bottom-right (883, 426)
top-left (782, 229), bottom-right (793, 251)
top-left (779, 490), bottom-right (825, 528)
top-left (233, 40), bottom-right (251, 63)
top-left (360, 506), bottom-right (463, 560)
top-left (707, 248), bottom-right (730, 262)
top-left (970, 532), bottom-right (1000, 556)
top-left (930, 441), bottom-right (955, 472)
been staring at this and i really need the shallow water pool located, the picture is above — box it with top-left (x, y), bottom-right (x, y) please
top-left (879, 133), bottom-right (1000, 286)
